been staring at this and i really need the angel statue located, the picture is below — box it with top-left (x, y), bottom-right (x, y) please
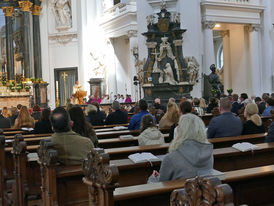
top-left (186, 56), bottom-right (199, 84)
top-left (51, 0), bottom-right (72, 29)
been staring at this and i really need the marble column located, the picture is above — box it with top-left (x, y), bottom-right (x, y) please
top-left (247, 25), bottom-right (262, 96)
top-left (2, 6), bottom-right (14, 80)
top-left (18, 0), bottom-right (33, 80)
top-left (32, 0), bottom-right (42, 79)
top-left (127, 30), bottom-right (138, 100)
top-left (202, 21), bottom-right (216, 74)
top-left (219, 30), bottom-right (231, 91)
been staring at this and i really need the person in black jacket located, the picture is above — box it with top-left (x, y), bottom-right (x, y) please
top-left (206, 97), bottom-right (218, 114)
top-left (242, 103), bottom-right (265, 135)
top-left (231, 94), bottom-right (239, 114)
top-left (105, 101), bottom-right (128, 125)
top-left (86, 104), bottom-right (105, 126)
top-left (33, 108), bottom-right (53, 134)
top-left (265, 122), bottom-right (274, 142)
top-left (0, 112), bottom-right (11, 128)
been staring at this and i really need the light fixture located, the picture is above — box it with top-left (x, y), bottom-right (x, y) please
top-left (215, 24), bottom-right (221, 28)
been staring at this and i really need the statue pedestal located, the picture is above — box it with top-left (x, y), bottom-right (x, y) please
top-left (143, 83), bottom-right (194, 104)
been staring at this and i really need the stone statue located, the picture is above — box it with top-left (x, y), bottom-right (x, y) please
top-left (163, 63), bottom-right (177, 85)
top-left (146, 15), bottom-right (155, 26)
top-left (135, 58), bottom-right (146, 85)
top-left (208, 64), bottom-right (224, 94)
top-left (173, 12), bottom-right (180, 24)
top-left (158, 37), bottom-right (176, 61)
top-left (186, 56), bottom-right (199, 84)
top-left (51, 0), bottom-right (72, 29)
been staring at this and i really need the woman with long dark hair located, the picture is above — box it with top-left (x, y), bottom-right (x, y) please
top-left (69, 106), bottom-right (98, 147)
top-left (33, 108), bottom-right (53, 134)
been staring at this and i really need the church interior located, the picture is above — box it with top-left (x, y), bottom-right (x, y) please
top-left (1, 0), bottom-right (274, 205)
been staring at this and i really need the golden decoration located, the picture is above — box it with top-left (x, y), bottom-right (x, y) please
top-left (157, 19), bottom-right (169, 32)
top-left (179, 87), bottom-right (184, 93)
top-left (18, 1), bottom-right (33, 12)
top-left (2, 7), bottom-right (14, 17)
top-left (146, 89), bottom-right (152, 95)
top-left (32, 5), bottom-right (42, 16)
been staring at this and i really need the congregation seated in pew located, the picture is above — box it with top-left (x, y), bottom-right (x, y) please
top-left (33, 108), bottom-right (53, 134)
top-left (242, 103), bottom-right (265, 135)
top-left (148, 113), bottom-right (213, 183)
top-left (50, 107), bottom-right (94, 165)
top-left (13, 106), bottom-right (35, 129)
top-left (105, 101), bottom-right (128, 125)
top-left (128, 99), bottom-right (156, 130)
top-left (207, 97), bottom-right (242, 138)
top-left (0, 107), bottom-right (11, 128)
top-left (69, 106), bottom-right (98, 147)
top-left (158, 101), bottom-right (179, 129)
top-left (137, 114), bottom-right (165, 146)
top-left (85, 104), bottom-right (106, 126)
top-left (262, 97), bottom-right (274, 117)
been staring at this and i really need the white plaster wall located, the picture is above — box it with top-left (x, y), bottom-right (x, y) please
top-left (112, 36), bottom-right (131, 96)
top-left (228, 24), bottom-right (252, 96)
top-left (179, 0), bottom-right (203, 98)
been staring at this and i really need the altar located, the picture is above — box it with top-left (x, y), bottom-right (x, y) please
top-left (0, 94), bottom-right (30, 108)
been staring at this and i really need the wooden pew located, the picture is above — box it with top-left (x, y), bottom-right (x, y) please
top-left (83, 149), bottom-right (274, 206)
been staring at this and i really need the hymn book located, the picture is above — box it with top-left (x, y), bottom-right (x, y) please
top-left (128, 152), bottom-right (160, 163)
top-left (232, 142), bottom-right (260, 152)
top-left (119, 135), bottom-right (134, 139)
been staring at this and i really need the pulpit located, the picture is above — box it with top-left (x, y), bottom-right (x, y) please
top-left (73, 90), bottom-right (87, 105)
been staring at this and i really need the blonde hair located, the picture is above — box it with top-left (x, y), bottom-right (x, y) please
top-left (199, 98), bottom-right (207, 109)
top-left (245, 103), bottom-right (262, 126)
top-left (162, 102), bottom-right (179, 124)
top-left (2, 107), bottom-right (9, 118)
top-left (169, 113), bottom-right (209, 153)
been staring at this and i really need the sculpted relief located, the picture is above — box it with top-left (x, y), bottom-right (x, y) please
top-left (51, 0), bottom-right (72, 30)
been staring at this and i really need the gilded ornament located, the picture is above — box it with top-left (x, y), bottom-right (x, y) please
top-left (32, 5), bottom-right (42, 15)
top-left (2, 7), bottom-right (14, 17)
top-left (18, 1), bottom-right (33, 12)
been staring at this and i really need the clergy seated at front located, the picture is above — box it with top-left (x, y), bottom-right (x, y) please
top-left (207, 97), bottom-right (242, 139)
top-left (148, 113), bottom-right (213, 182)
top-left (50, 107), bottom-right (94, 165)
top-left (128, 99), bottom-right (155, 130)
top-left (138, 114), bottom-right (165, 146)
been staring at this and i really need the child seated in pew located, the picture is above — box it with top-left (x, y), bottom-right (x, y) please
top-left (148, 113), bottom-right (213, 182)
top-left (137, 115), bottom-right (165, 146)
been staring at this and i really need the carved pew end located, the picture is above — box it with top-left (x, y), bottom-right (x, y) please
top-left (170, 176), bottom-right (234, 206)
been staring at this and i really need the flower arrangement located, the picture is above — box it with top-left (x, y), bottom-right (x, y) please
top-left (24, 85), bottom-right (30, 91)
top-left (30, 77), bottom-right (35, 83)
top-left (16, 84), bottom-right (22, 92)
top-left (227, 88), bottom-right (233, 95)
top-left (1, 81), bottom-right (6, 86)
top-left (10, 86), bottom-right (15, 92)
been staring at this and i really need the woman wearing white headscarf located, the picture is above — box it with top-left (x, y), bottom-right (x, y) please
top-left (148, 113), bottom-right (213, 182)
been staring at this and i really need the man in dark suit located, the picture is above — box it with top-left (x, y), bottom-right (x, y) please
top-left (231, 94), bottom-right (239, 114)
top-left (207, 97), bottom-right (242, 138)
top-left (105, 101), bottom-right (128, 125)
top-left (0, 111), bottom-right (11, 129)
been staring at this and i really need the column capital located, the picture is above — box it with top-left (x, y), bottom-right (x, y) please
top-left (218, 30), bottom-right (230, 38)
top-left (202, 21), bottom-right (216, 30)
top-left (127, 30), bottom-right (137, 38)
top-left (32, 5), bottom-right (42, 15)
top-left (18, 1), bottom-right (33, 12)
top-left (2, 7), bottom-right (14, 17)
top-left (245, 24), bottom-right (261, 32)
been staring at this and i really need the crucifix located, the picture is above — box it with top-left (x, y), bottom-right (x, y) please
top-left (61, 72), bottom-right (68, 105)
